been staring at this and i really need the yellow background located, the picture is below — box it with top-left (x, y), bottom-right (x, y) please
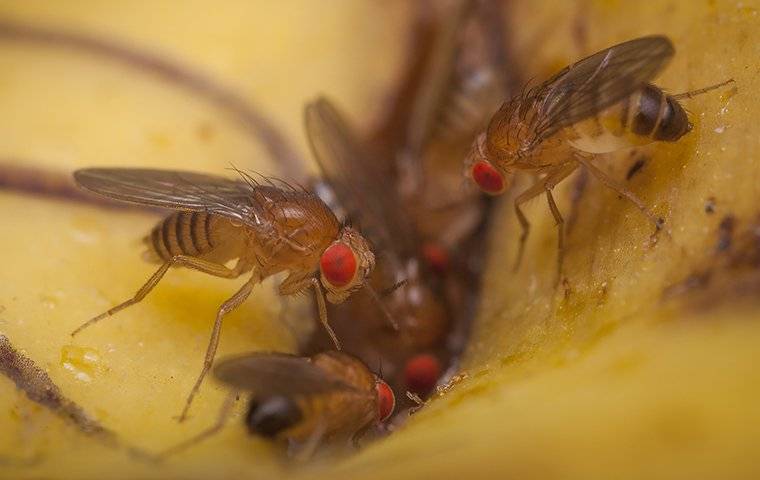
top-left (0, 1), bottom-right (759, 479)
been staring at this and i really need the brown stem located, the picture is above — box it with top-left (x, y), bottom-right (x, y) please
top-left (0, 19), bottom-right (305, 180)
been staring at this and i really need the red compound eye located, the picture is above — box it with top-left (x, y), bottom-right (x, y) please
top-left (472, 160), bottom-right (506, 195)
top-left (404, 353), bottom-right (441, 395)
top-left (320, 242), bottom-right (357, 288)
top-left (422, 242), bottom-right (450, 275)
top-left (375, 379), bottom-right (395, 421)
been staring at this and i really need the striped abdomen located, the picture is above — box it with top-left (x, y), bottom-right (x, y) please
top-left (146, 211), bottom-right (219, 262)
top-left (567, 83), bottom-right (691, 154)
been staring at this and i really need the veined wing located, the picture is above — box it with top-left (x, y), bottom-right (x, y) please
top-left (490, 35), bottom-right (675, 148)
top-left (407, 0), bottom-right (510, 153)
top-left (74, 167), bottom-right (264, 228)
top-left (214, 352), bottom-right (360, 396)
top-left (304, 97), bottom-right (417, 257)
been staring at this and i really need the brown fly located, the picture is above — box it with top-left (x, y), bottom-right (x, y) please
top-left (464, 35), bottom-right (734, 274)
top-left (159, 350), bottom-right (395, 459)
top-left (71, 167), bottom-right (379, 421)
top-left (297, 0), bottom-right (514, 400)
top-left (304, 98), bottom-right (449, 395)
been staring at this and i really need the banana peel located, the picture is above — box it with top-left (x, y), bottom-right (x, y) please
top-left (0, 1), bottom-right (759, 479)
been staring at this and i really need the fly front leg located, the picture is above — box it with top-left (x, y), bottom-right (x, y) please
top-left (312, 279), bottom-right (340, 350)
top-left (513, 163), bottom-right (578, 272)
top-left (575, 155), bottom-right (668, 238)
top-left (178, 276), bottom-right (256, 422)
top-left (513, 182), bottom-right (547, 272)
top-left (72, 256), bottom-right (247, 336)
top-left (277, 273), bottom-right (341, 350)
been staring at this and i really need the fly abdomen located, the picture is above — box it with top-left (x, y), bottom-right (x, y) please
top-left (146, 211), bottom-right (217, 262)
top-left (567, 83), bottom-right (691, 154)
top-left (630, 84), bottom-right (690, 142)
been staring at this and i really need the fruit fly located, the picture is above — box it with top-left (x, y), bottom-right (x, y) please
top-left (394, 0), bottom-right (513, 262)
top-left (159, 350), bottom-right (395, 458)
top-left (464, 35), bottom-right (734, 273)
top-left (304, 98), bottom-right (449, 396)
top-left (383, 0), bottom-right (513, 392)
top-left (71, 167), bottom-right (378, 421)
top-left (297, 1), bottom-right (514, 400)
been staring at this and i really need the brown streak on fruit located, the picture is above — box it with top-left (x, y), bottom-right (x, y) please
top-left (662, 271), bottom-right (712, 300)
top-left (477, 0), bottom-right (520, 93)
top-left (662, 214), bottom-right (760, 308)
top-left (0, 335), bottom-right (111, 437)
top-left (0, 335), bottom-right (154, 462)
top-left (0, 19), bottom-right (304, 180)
top-left (0, 161), bottom-right (160, 213)
top-left (571, 0), bottom-right (589, 54)
top-left (704, 196), bottom-right (716, 214)
top-left (715, 215), bottom-right (735, 252)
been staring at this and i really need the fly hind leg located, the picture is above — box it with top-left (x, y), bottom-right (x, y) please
top-left (545, 188), bottom-right (565, 283)
top-left (575, 155), bottom-right (668, 241)
top-left (160, 392), bottom-right (237, 458)
top-left (671, 78), bottom-right (735, 100)
top-left (72, 256), bottom-right (246, 336)
top-left (178, 277), bottom-right (256, 422)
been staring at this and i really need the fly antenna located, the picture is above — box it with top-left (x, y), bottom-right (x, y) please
top-left (364, 283), bottom-right (400, 331)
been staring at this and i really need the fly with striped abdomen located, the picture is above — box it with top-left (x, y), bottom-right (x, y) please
top-left (71, 168), bottom-right (377, 421)
top-left (464, 35), bottom-right (734, 275)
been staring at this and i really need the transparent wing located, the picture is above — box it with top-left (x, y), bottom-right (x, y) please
top-left (491, 35), bottom-right (675, 146)
top-left (304, 97), bottom-right (417, 257)
top-left (407, 0), bottom-right (510, 152)
top-left (74, 167), bottom-right (259, 227)
top-left (213, 352), bottom-right (358, 396)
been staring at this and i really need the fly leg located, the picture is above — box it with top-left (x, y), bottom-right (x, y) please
top-left (178, 278), bottom-right (256, 422)
top-left (311, 279), bottom-right (341, 350)
top-left (278, 273), bottom-right (341, 350)
top-left (575, 155), bottom-right (668, 238)
top-left (545, 188), bottom-right (565, 283)
top-left (292, 418), bottom-right (327, 463)
top-left (160, 392), bottom-right (237, 458)
top-left (513, 163), bottom-right (578, 271)
top-left (671, 78), bottom-right (734, 100)
top-left (72, 256), bottom-right (246, 336)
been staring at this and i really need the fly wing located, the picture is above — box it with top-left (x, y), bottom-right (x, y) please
top-left (304, 97), bottom-right (417, 258)
top-left (491, 35), bottom-right (674, 147)
top-left (74, 167), bottom-right (260, 228)
top-left (532, 35), bottom-right (674, 142)
top-left (407, 0), bottom-right (510, 153)
top-left (213, 352), bottom-right (358, 396)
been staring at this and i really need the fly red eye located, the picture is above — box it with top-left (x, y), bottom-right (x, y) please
top-left (422, 242), bottom-right (450, 275)
top-left (320, 242), bottom-right (357, 288)
top-left (472, 160), bottom-right (506, 195)
top-left (375, 379), bottom-right (395, 421)
top-left (404, 353), bottom-right (441, 395)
